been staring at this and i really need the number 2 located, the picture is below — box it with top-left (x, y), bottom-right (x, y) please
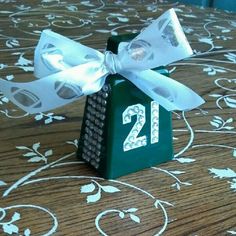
top-left (122, 101), bottom-right (159, 152)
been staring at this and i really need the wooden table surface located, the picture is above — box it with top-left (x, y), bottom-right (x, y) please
top-left (0, 1), bottom-right (236, 235)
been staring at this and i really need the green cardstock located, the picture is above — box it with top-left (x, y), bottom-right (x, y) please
top-left (77, 34), bottom-right (173, 179)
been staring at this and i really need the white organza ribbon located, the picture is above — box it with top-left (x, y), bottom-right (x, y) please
top-left (0, 9), bottom-right (204, 114)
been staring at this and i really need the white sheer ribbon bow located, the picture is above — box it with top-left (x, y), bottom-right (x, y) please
top-left (0, 9), bottom-right (204, 114)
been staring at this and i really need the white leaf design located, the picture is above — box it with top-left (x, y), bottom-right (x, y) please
top-left (215, 68), bottom-right (226, 73)
top-left (6, 75), bottom-right (14, 81)
top-left (172, 182), bottom-right (180, 190)
top-left (111, 31), bottom-right (118, 36)
top-left (209, 94), bottom-right (222, 98)
top-left (203, 67), bottom-right (213, 73)
top-left (126, 208), bottom-right (138, 213)
top-left (66, 139), bottom-right (78, 148)
top-left (169, 170), bottom-right (185, 175)
top-left (28, 156), bottom-right (43, 163)
top-left (224, 97), bottom-right (236, 108)
top-left (174, 8), bottom-right (183, 12)
top-left (16, 146), bottom-right (28, 150)
top-left (182, 182), bottom-right (192, 186)
top-left (101, 185), bottom-right (120, 193)
top-left (222, 29), bottom-right (230, 33)
top-left (176, 158), bottom-right (196, 163)
top-left (66, 5), bottom-right (78, 11)
top-left (95, 29), bottom-right (110, 33)
top-left (18, 66), bottom-right (34, 72)
top-left (33, 30), bottom-right (41, 34)
top-left (0, 180), bottom-right (7, 186)
top-left (3, 224), bottom-right (19, 234)
top-left (224, 53), bottom-right (236, 63)
top-left (183, 14), bottom-right (197, 18)
top-left (119, 212), bottom-right (125, 219)
top-left (117, 17), bottom-right (129, 22)
top-left (227, 230), bottom-right (236, 235)
top-left (74, 139), bottom-right (78, 147)
top-left (214, 117), bottom-right (222, 123)
top-left (0, 11), bottom-right (13, 14)
top-left (224, 126), bottom-right (234, 130)
top-left (81, 183), bottom-right (95, 193)
top-left (183, 26), bottom-right (193, 34)
top-left (233, 149), bottom-right (236, 158)
top-left (12, 212), bottom-right (21, 222)
top-left (199, 37), bottom-right (213, 45)
top-left (214, 116), bottom-right (223, 121)
top-left (24, 228), bottom-right (31, 236)
top-left (226, 118), bottom-right (233, 123)
top-left (0, 63), bottom-right (7, 69)
top-left (210, 121), bottom-right (220, 128)
top-left (81, 1), bottom-right (94, 6)
top-left (1, 97), bottom-right (9, 103)
top-left (87, 190), bottom-right (101, 203)
top-left (109, 13), bottom-right (123, 16)
top-left (6, 39), bottom-right (20, 48)
top-left (45, 117), bottom-right (53, 124)
top-left (44, 149), bottom-right (53, 157)
top-left (23, 152), bottom-right (37, 157)
top-left (129, 214), bottom-right (140, 223)
top-left (53, 116), bottom-right (65, 120)
top-left (209, 70), bottom-right (216, 76)
top-left (209, 168), bottom-right (236, 179)
top-left (229, 179), bottom-right (236, 191)
top-left (34, 114), bottom-right (43, 121)
top-left (15, 54), bottom-right (32, 66)
top-left (32, 142), bottom-right (40, 151)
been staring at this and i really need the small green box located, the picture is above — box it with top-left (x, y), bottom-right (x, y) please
top-left (77, 34), bottom-right (173, 179)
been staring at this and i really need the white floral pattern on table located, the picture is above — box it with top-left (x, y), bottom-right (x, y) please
top-left (0, 0), bottom-right (235, 235)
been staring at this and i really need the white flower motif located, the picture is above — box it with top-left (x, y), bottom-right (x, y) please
top-left (209, 168), bottom-right (236, 192)
top-left (198, 37), bottom-right (213, 45)
top-left (203, 66), bottom-right (226, 76)
top-left (81, 180), bottom-right (120, 203)
top-left (16, 142), bottom-right (53, 164)
top-left (210, 116), bottom-right (234, 130)
top-left (224, 53), bottom-right (236, 63)
top-left (34, 112), bottom-right (65, 124)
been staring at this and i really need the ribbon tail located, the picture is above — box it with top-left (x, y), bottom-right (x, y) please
top-left (0, 61), bottom-right (107, 114)
top-left (120, 70), bottom-right (205, 111)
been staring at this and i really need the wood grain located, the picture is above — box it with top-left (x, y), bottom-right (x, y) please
top-left (0, 1), bottom-right (236, 235)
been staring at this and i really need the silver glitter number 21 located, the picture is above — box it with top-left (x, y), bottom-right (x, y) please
top-left (122, 101), bottom-right (159, 152)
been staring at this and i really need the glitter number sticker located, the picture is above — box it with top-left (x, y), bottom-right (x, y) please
top-left (122, 102), bottom-right (159, 152)
top-left (150, 101), bottom-right (159, 144)
top-left (122, 104), bottom-right (147, 152)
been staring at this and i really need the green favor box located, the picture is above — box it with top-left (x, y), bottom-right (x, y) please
top-left (77, 34), bottom-right (173, 179)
